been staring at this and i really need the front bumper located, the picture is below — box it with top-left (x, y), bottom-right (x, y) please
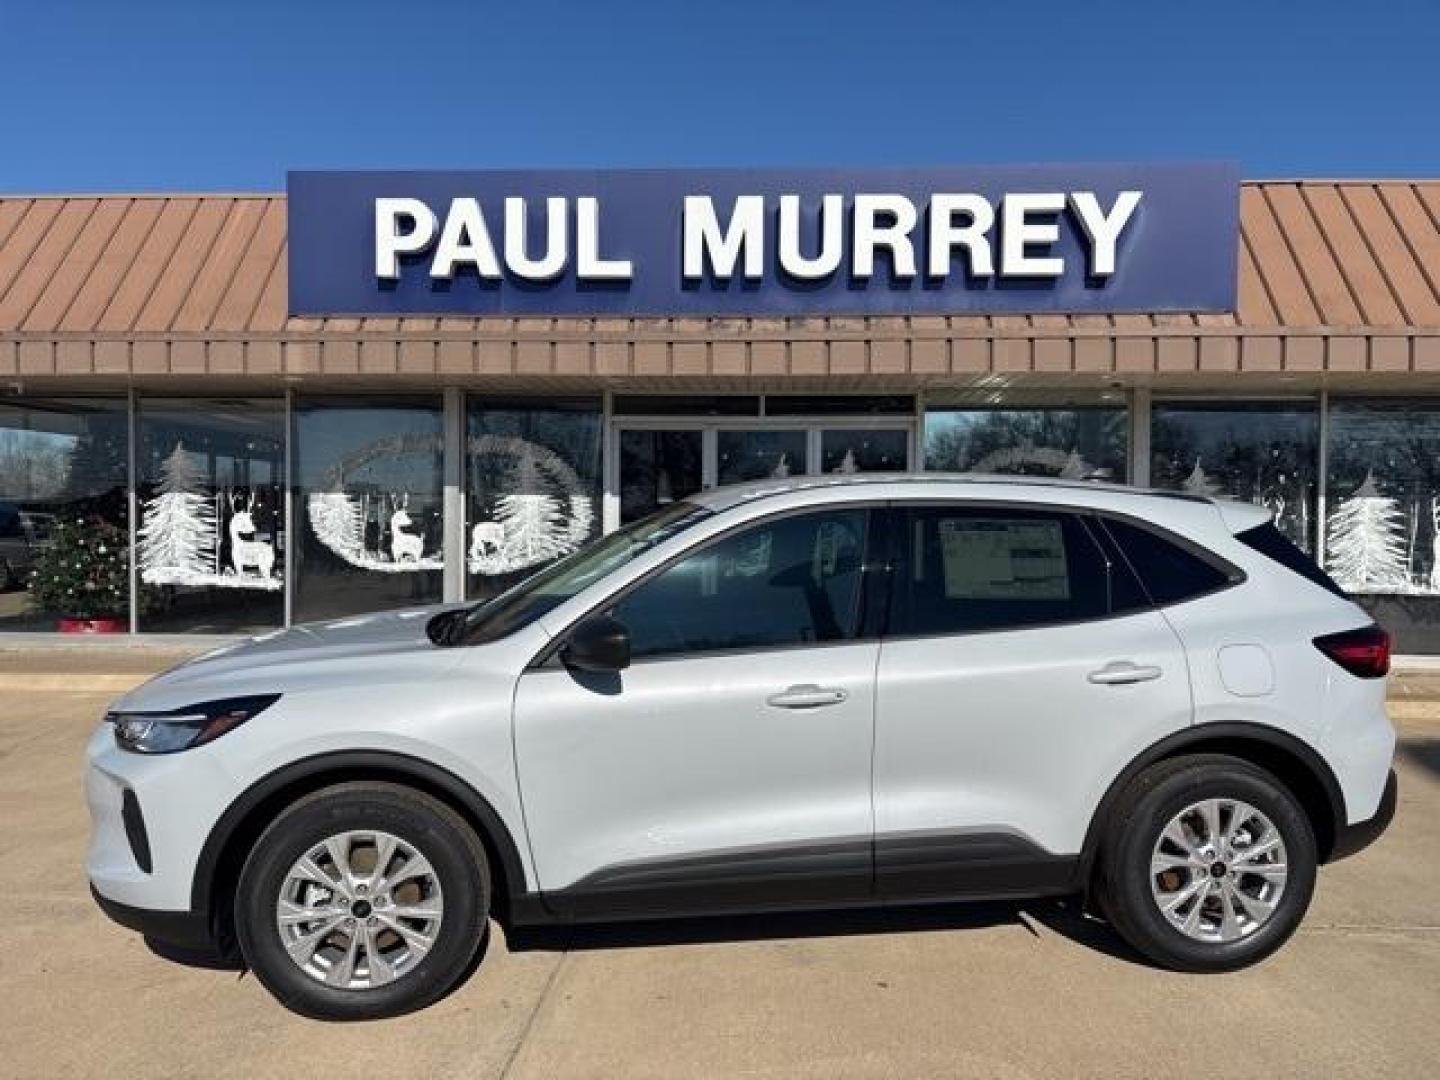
top-left (90, 885), bottom-right (219, 955)
top-left (1329, 769), bottom-right (1398, 863)
top-left (85, 722), bottom-right (239, 912)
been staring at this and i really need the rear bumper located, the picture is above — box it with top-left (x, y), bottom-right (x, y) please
top-left (90, 885), bottom-right (218, 955)
top-left (1329, 769), bottom-right (1398, 863)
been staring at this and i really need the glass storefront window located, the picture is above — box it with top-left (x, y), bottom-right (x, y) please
top-left (465, 397), bottom-right (602, 605)
top-left (1151, 402), bottom-right (1319, 551)
top-left (1326, 400), bottom-right (1440, 652)
top-left (924, 407), bottom-right (1128, 481)
top-left (293, 396), bottom-right (444, 622)
top-left (16, 390), bottom-right (1440, 654)
top-left (136, 399), bottom-right (285, 633)
top-left (820, 428), bottom-right (908, 474)
top-left (0, 398), bottom-right (129, 631)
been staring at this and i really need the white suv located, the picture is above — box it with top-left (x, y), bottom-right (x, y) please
top-left (87, 475), bottom-right (1398, 1019)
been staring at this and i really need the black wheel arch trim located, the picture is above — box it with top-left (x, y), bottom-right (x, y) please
top-left (1079, 721), bottom-right (1350, 878)
top-left (191, 749), bottom-right (530, 923)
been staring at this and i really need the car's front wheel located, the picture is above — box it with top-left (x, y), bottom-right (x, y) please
top-left (235, 781), bottom-right (490, 1019)
top-left (1098, 754), bottom-right (1317, 972)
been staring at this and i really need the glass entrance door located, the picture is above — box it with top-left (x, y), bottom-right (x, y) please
top-left (618, 429), bottom-right (703, 524)
top-left (819, 428), bottom-right (909, 474)
top-left (613, 415), bottom-right (915, 524)
top-left (716, 429), bottom-right (808, 484)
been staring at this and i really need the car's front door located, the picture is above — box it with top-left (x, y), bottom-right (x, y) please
top-left (872, 503), bottom-right (1194, 899)
top-left (514, 505), bottom-right (879, 917)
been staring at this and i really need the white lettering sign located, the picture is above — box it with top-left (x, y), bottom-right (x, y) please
top-left (372, 191), bottom-right (1144, 286)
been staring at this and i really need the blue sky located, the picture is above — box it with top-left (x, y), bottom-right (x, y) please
top-left (1, 0), bottom-right (1437, 192)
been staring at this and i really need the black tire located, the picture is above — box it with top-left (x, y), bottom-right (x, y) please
top-left (1097, 753), bottom-right (1317, 972)
top-left (235, 781), bottom-right (490, 1020)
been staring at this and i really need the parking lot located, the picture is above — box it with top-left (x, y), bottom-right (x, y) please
top-left (2, 647), bottom-right (1436, 1080)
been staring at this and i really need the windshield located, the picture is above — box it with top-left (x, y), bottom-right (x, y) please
top-left (458, 500), bottom-right (712, 644)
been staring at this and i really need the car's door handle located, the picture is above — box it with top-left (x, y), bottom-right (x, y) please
top-left (766, 684), bottom-right (849, 709)
top-left (1087, 661), bottom-right (1163, 685)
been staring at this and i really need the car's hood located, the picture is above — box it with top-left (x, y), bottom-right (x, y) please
top-left (113, 604), bottom-right (461, 711)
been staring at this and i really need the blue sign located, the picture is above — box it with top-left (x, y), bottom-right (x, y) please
top-left (287, 163), bottom-right (1238, 317)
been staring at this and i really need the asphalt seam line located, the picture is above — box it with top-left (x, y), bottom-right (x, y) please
top-left (498, 949), bottom-right (571, 1080)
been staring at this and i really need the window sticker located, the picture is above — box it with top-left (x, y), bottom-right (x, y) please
top-left (812, 520), bottom-right (848, 580)
top-left (731, 530), bottom-right (773, 578)
top-left (937, 518), bottom-right (1070, 600)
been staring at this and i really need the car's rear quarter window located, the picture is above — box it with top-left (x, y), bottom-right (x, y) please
top-left (1100, 517), bottom-right (1235, 606)
top-left (1234, 522), bottom-right (1347, 598)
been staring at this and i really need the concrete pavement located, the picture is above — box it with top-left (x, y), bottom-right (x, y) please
top-left (1, 649), bottom-right (1435, 1079)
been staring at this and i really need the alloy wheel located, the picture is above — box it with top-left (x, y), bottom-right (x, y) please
top-left (1148, 798), bottom-right (1288, 943)
top-left (275, 829), bottom-right (444, 990)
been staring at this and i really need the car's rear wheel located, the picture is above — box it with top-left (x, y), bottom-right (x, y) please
top-left (235, 781), bottom-right (489, 1019)
top-left (1098, 754), bottom-right (1316, 972)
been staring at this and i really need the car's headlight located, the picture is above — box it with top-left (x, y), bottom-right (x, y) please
top-left (107, 695), bottom-right (280, 754)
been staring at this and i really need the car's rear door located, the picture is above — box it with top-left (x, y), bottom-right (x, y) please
top-left (513, 504), bottom-right (881, 918)
top-left (871, 502), bottom-right (1194, 898)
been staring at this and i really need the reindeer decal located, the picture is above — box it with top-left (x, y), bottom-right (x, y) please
top-left (229, 492), bottom-right (276, 580)
top-left (389, 494), bottom-right (425, 563)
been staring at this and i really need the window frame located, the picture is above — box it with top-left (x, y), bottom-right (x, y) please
top-left (531, 502), bottom-right (884, 669)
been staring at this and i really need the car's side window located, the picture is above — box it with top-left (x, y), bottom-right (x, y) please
top-left (887, 505), bottom-right (1148, 637)
top-left (608, 508), bottom-right (869, 660)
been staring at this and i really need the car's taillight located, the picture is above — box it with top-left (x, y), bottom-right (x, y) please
top-left (1313, 625), bottom-right (1391, 678)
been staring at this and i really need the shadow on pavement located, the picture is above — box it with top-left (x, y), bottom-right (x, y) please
top-left (144, 936), bottom-right (245, 972)
top-left (140, 896), bottom-right (1148, 979)
top-left (1399, 736), bottom-right (1440, 780)
top-left (508, 896), bottom-right (1151, 968)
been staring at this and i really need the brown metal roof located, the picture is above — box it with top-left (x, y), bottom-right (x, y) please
top-left (0, 182), bottom-right (1438, 382)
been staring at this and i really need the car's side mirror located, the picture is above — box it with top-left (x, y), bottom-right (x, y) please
top-left (561, 614), bottom-right (631, 672)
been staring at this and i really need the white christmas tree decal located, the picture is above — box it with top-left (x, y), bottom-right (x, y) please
top-left (1182, 458), bottom-right (1222, 498)
top-left (1430, 499), bottom-right (1440, 593)
top-left (833, 448), bottom-right (859, 474)
top-left (1059, 449), bottom-right (1088, 479)
top-left (1327, 471), bottom-right (1411, 591)
top-left (565, 493), bottom-right (595, 547)
top-left (138, 443), bottom-right (216, 584)
top-left (495, 452), bottom-right (569, 564)
top-left (309, 491), bottom-right (366, 561)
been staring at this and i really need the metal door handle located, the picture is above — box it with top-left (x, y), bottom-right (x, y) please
top-left (1087, 661), bottom-right (1163, 686)
top-left (766, 684), bottom-right (849, 709)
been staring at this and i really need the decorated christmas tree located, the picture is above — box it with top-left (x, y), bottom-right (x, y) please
top-left (28, 514), bottom-right (128, 620)
top-left (137, 443), bottom-right (215, 583)
top-left (1326, 471), bottom-right (1411, 591)
top-left (497, 452), bottom-right (568, 564)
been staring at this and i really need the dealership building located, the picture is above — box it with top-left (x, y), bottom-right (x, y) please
top-left (2, 166), bottom-right (1440, 650)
